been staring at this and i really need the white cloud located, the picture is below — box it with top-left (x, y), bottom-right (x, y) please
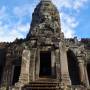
top-left (61, 13), bottom-right (78, 38)
top-left (52, 0), bottom-right (73, 10)
top-left (0, 18), bottom-right (30, 42)
top-left (52, 0), bottom-right (88, 38)
top-left (0, 5), bottom-right (30, 42)
top-left (0, 0), bottom-right (89, 42)
top-left (0, 26), bottom-right (29, 42)
top-left (13, 4), bottom-right (36, 18)
top-left (16, 23), bottom-right (30, 32)
top-left (60, 13), bottom-right (79, 38)
top-left (73, 0), bottom-right (88, 10)
top-left (52, 0), bottom-right (88, 11)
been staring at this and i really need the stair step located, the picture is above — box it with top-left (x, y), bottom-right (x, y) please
top-left (29, 85), bottom-right (57, 87)
top-left (25, 87), bottom-right (57, 89)
top-left (22, 79), bottom-right (59, 90)
top-left (29, 82), bottom-right (58, 84)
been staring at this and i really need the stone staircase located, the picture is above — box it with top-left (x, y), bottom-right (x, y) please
top-left (22, 78), bottom-right (59, 90)
top-left (10, 78), bottom-right (87, 90)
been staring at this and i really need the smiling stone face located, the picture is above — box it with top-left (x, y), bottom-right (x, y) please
top-left (27, 0), bottom-right (61, 39)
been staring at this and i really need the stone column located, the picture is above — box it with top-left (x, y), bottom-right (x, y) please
top-left (1, 57), bottom-right (13, 89)
top-left (1, 66), bottom-right (11, 90)
top-left (51, 50), bottom-right (56, 77)
top-left (77, 56), bottom-right (88, 86)
top-left (84, 65), bottom-right (89, 87)
top-left (10, 65), bottom-right (15, 85)
top-left (29, 49), bottom-right (37, 81)
top-left (35, 49), bottom-right (40, 80)
top-left (59, 42), bottom-right (71, 85)
top-left (8, 65), bottom-right (13, 86)
top-left (19, 49), bottom-right (30, 85)
top-left (55, 49), bottom-right (61, 80)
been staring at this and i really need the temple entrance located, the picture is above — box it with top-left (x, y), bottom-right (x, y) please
top-left (87, 63), bottom-right (90, 84)
top-left (39, 51), bottom-right (51, 77)
top-left (0, 49), bottom-right (6, 84)
top-left (12, 65), bottom-right (21, 85)
top-left (67, 50), bottom-right (80, 85)
top-left (12, 58), bottom-right (22, 85)
top-left (0, 66), bottom-right (3, 84)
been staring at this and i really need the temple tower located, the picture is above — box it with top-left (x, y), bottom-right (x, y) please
top-left (27, 0), bottom-right (61, 39)
top-left (0, 0), bottom-right (89, 90)
top-left (19, 0), bottom-right (71, 89)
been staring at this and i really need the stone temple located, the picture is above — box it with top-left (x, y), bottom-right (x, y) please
top-left (0, 0), bottom-right (90, 90)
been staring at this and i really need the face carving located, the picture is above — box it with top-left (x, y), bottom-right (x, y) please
top-left (41, 12), bottom-right (51, 22)
top-left (27, 0), bottom-right (61, 38)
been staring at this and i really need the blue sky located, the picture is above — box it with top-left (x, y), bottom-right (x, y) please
top-left (0, 0), bottom-right (90, 42)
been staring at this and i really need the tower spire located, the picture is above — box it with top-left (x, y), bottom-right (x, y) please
top-left (26, 0), bottom-right (60, 39)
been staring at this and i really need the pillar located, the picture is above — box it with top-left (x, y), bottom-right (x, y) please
top-left (1, 68), bottom-right (12, 89)
top-left (51, 50), bottom-right (56, 77)
top-left (29, 49), bottom-right (37, 81)
top-left (55, 49), bottom-right (61, 81)
top-left (59, 42), bottom-right (71, 85)
top-left (19, 49), bottom-right (30, 85)
top-left (1, 57), bottom-right (13, 89)
top-left (10, 65), bottom-right (15, 85)
top-left (35, 48), bottom-right (40, 80)
top-left (77, 56), bottom-right (89, 86)
top-left (84, 64), bottom-right (89, 87)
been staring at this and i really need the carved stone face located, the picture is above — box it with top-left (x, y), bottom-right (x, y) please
top-left (42, 12), bottom-right (51, 21)
top-left (26, 0), bottom-right (61, 38)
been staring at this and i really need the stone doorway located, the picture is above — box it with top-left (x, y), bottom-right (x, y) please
top-left (39, 51), bottom-right (51, 77)
top-left (67, 50), bottom-right (80, 85)
top-left (0, 49), bottom-right (6, 84)
top-left (0, 66), bottom-right (3, 84)
top-left (12, 65), bottom-right (21, 85)
top-left (87, 63), bottom-right (90, 84)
